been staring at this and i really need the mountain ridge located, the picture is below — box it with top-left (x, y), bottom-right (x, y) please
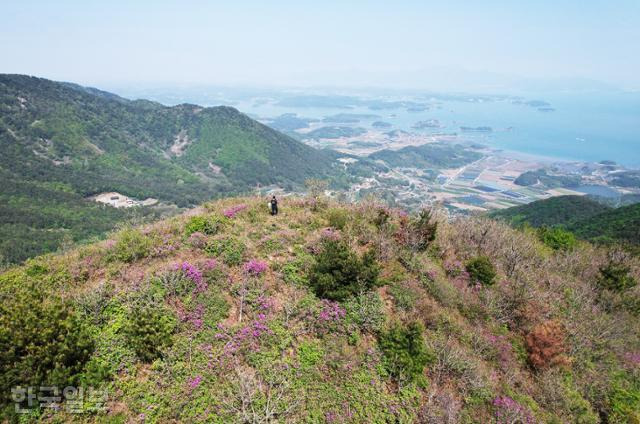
top-left (0, 74), bottom-right (343, 263)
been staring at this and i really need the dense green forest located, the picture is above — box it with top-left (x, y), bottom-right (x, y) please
top-left (0, 74), bottom-right (343, 263)
top-left (568, 202), bottom-right (640, 245)
top-left (490, 195), bottom-right (640, 246)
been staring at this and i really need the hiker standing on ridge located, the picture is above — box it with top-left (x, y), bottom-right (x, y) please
top-left (270, 196), bottom-right (278, 215)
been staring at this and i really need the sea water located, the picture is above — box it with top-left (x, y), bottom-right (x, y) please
top-left (233, 90), bottom-right (640, 168)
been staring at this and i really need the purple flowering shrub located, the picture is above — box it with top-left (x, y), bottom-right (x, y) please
top-left (159, 261), bottom-right (231, 332)
top-left (243, 259), bottom-right (268, 276)
top-left (213, 314), bottom-right (273, 366)
top-left (252, 295), bottom-right (275, 313)
top-left (318, 299), bottom-right (346, 321)
top-left (425, 269), bottom-right (438, 282)
top-left (321, 227), bottom-right (341, 241)
top-left (161, 261), bottom-right (207, 296)
top-left (68, 253), bottom-right (103, 283)
top-left (493, 396), bottom-right (534, 424)
top-left (148, 230), bottom-right (180, 258)
top-left (624, 351), bottom-right (640, 367)
top-left (223, 204), bottom-right (247, 218)
top-left (444, 258), bottom-right (465, 277)
top-left (314, 300), bottom-right (346, 335)
top-left (187, 231), bottom-right (208, 249)
top-left (186, 375), bottom-right (202, 392)
top-left (174, 301), bottom-right (206, 329)
top-left (484, 332), bottom-right (515, 368)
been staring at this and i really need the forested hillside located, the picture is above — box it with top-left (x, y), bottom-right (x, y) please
top-left (489, 196), bottom-right (611, 227)
top-left (568, 202), bottom-right (640, 245)
top-left (369, 143), bottom-right (482, 169)
top-left (0, 74), bottom-right (341, 263)
top-left (1, 196), bottom-right (638, 422)
top-left (490, 195), bottom-right (640, 247)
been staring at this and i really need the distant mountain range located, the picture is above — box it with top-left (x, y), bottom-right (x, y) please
top-left (0, 74), bottom-right (342, 263)
top-left (490, 195), bottom-right (640, 246)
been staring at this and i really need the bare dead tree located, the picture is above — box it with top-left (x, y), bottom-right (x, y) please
top-left (223, 365), bottom-right (299, 423)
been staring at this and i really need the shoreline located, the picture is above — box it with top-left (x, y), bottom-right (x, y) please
top-left (489, 147), bottom-right (571, 166)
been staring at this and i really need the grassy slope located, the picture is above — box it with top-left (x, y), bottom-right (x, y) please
top-left (1, 197), bottom-right (638, 422)
top-left (0, 74), bottom-right (341, 263)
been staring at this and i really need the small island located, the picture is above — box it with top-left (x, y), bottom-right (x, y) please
top-left (413, 119), bottom-right (443, 129)
top-left (460, 126), bottom-right (492, 132)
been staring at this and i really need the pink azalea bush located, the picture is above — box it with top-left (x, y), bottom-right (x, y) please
top-left (214, 314), bottom-right (272, 364)
top-left (255, 295), bottom-right (274, 312)
top-left (485, 333), bottom-right (514, 368)
top-left (493, 396), bottom-right (534, 424)
top-left (202, 258), bottom-right (218, 271)
top-left (444, 258), bottom-right (464, 277)
top-left (318, 300), bottom-right (346, 322)
top-left (321, 227), bottom-right (341, 241)
top-left (223, 204), bottom-right (247, 218)
top-left (187, 231), bottom-right (208, 249)
top-left (187, 375), bottom-right (202, 391)
top-left (243, 259), bottom-right (268, 276)
top-left (175, 301), bottom-right (205, 330)
top-left (624, 351), bottom-right (640, 367)
top-left (174, 261), bottom-right (207, 293)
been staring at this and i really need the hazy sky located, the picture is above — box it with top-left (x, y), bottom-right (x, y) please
top-left (1, 0), bottom-right (639, 91)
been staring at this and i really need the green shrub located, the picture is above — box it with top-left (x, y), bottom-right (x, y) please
top-left (373, 207), bottom-right (391, 229)
top-left (111, 228), bottom-right (151, 262)
top-left (282, 260), bottom-right (309, 286)
top-left (388, 283), bottom-right (418, 311)
top-left (598, 261), bottom-right (637, 292)
top-left (0, 282), bottom-right (94, 404)
top-left (537, 226), bottom-right (577, 251)
top-left (205, 237), bottom-right (246, 266)
top-left (76, 282), bottom-right (115, 325)
top-left (378, 322), bottom-right (433, 384)
top-left (465, 256), bottom-right (497, 286)
top-left (259, 238), bottom-right (284, 254)
top-left (123, 304), bottom-right (176, 362)
top-left (297, 341), bottom-right (324, 368)
top-left (184, 214), bottom-right (223, 236)
top-left (326, 208), bottom-right (349, 230)
top-left (608, 373), bottom-right (640, 423)
top-left (309, 239), bottom-right (380, 301)
top-left (156, 268), bottom-right (201, 298)
top-left (344, 292), bottom-right (386, 333)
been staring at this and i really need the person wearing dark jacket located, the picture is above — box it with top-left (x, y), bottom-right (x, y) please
top-left (270, 196), bottom-right (278, 215)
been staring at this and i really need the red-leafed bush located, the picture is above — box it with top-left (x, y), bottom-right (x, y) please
top-left (525, 320), bottom-right (569, 370)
